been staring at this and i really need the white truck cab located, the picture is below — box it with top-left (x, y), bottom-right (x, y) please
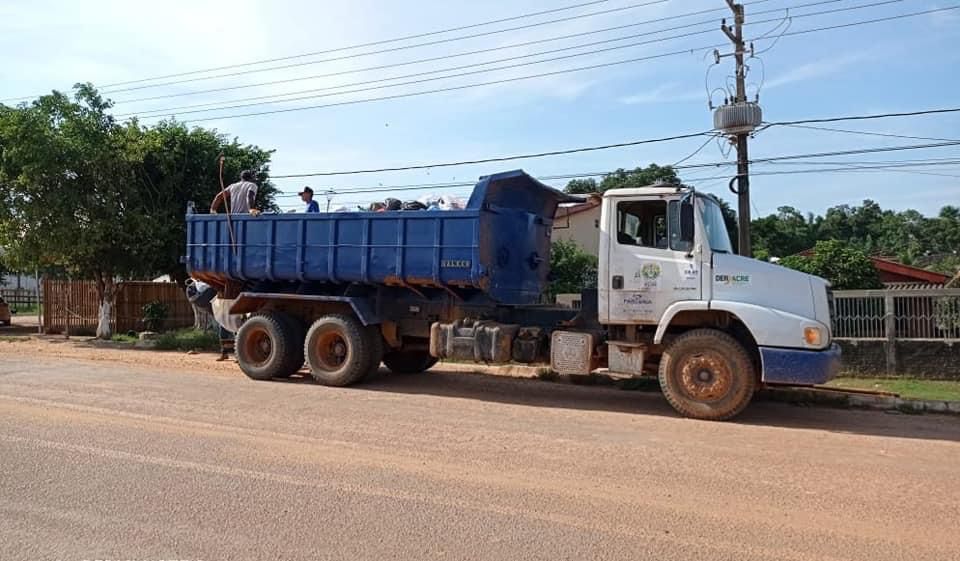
top-left (553, 184), bottom-right (840, 420)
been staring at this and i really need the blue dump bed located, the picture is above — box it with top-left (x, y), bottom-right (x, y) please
top-left (186, 170), bottom-right (578, 306)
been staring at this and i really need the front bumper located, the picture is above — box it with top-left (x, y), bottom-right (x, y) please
top-left (759, 343), bottom-right (841, 385)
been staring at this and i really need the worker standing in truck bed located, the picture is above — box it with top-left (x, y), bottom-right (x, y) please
top-left (211, 170), bottom-right (259, 214)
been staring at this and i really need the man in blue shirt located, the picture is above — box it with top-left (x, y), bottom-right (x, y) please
top-left (299, 186), bottom-right (320, 213)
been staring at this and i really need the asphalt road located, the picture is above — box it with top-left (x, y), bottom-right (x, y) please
top-left (1, 355), bottom-right (958, 561)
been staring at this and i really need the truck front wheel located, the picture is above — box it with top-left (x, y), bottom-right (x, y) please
top-left (236, 313), bottom-right (304, 381)
top-left (658, 329), bottom-right (756, 421)
top-left (305, 314), bottom-right (373, 387)
top-left (383, 350), bottom-right (437, 374)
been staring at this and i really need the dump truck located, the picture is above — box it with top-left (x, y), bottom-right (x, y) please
top-left (186, 169), bottom-right (840, 420)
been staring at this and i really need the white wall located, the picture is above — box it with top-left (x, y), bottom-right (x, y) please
top-left (552, 205), bottom-right (601, 257)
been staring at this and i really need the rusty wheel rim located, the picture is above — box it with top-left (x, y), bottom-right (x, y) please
top-left (243, 327), bottom-right (273, 367)
top-left (313, 330), bottom-right (349, 371)
top-left (676, 351), bottom-right (733, 402)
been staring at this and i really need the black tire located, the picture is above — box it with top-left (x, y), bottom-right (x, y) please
top-left (362, 326), bottom-right (385, 380)
top-left (383, 350), bottom-right (438, 374)
top-left (658, 328), bottom-right (756, 421)
top-left (273, 314), bottom-right (305, 378)
top-left (236, 313), bottom-right (302, 381)
top-left (304, 314), bottom-right (372, 386)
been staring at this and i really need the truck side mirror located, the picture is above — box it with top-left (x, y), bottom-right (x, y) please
top-left (680, 202), bottom-right (695, 244)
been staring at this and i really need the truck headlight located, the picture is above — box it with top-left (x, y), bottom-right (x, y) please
top-left (804, 326), bottom-right (823, 347)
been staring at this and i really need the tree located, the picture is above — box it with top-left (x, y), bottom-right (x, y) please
top-left (124, 119), bottom-right (277, 284)
top-left (563, 178), bottom-right (598, 194)
top-left (564, 164), bottom-right (678, 194)
top-left (0, 85), bottom-right (277, 337)
top-left (751, 206), bottom-right (814, 258)
top-left (548, 239), bottom-right (597, 296)
top-left (715, 198), bottom-right (739, 254)
top-left (0, 85), bottom-right (152, 338)
top-left (779, 240), bottom-right (881, 290)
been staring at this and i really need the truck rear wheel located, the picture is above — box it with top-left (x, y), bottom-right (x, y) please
top-left (658, 329), bottom-right (756, 421)
top-left (383, 350), bottom-right (438, 374)
top-left (305, 314), bottom-right (373, 387)
top-left (236, 313), bottom-right (304, 381)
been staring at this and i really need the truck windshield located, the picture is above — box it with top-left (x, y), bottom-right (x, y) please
top-left (699, 197), bottom-right (734, 254)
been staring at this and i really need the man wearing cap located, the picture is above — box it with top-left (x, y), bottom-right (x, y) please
top-left (300, 186), bottom-right (320, 213)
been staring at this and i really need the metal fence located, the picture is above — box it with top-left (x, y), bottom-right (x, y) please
top-left (832, 288), bottom-right (960, 341)
top-left (0, 288), bottom-right (41, 311)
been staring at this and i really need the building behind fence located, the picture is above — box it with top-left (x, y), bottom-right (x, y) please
top-left (42, 280), bottom-right (194, 335)
top-left (831, 287), bottom-right (960, 379)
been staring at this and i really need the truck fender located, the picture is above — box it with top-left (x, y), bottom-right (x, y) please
top-left (705, 300), bottom-right (829, 349)
top-left (653, 301), bottom-right (710, 344)
top-left (229, 292), bottom-right (380, 326)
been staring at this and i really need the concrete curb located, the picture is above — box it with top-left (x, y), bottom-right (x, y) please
top-left (437, 362), bottom-right (960, 416)
top-left (761, 387), bottom-right (960, 416)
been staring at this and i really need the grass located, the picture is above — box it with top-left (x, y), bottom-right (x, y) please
top-left (111, 333), bottom-right (138, 344)
top-left (154, 328), bottom-right (220, 352)
top-left (11, 304), bottom-right (41, 315)
top-left (826, 377), bottom-right (960, 402)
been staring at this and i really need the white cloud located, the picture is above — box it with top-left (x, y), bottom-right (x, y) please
top-left (618, 83), bottom-right (705, 105)
top-left (764, 52), bottom-right (872, 90)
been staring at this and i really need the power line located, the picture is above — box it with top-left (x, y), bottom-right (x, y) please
top-left (98, 1), bottom-right (672, 96)
top-left (171, 46), bottom-right (708, 123)
top-left (762, 107), bottom-right (960, 128)
top-left (267, 108), bottom-right (960, 179)
top-left (272, 155), bottom-right (960, 200)
top-left (0, 0), bottom-right (641, 102)
top-left (272, 131), bottom-right (715, 178)
top-left (118, 18), bottom-right (719, 110)
top-left (774, 123), bottom-right (960, 142)
top-left (149, 6), bottom-right (960, 124)
top-left (114, 0), bottom-right (844, 106)
top-left (686, 160), bottom-right (960, 181)
top-left (100, 0), bottom-right (614, 86)
top-left (121, 24), bottom-right (725, 118)
top-left (119, 0), bottom-right (869, 119)
top-left (270, 140), bottom-right (960, 199)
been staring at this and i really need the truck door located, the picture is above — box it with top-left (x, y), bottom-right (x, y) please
top-left (604, 198), bottom-right (701, 324)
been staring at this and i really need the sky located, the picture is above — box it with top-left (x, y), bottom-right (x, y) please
top-left (1, 0), bottom-right (958, 215)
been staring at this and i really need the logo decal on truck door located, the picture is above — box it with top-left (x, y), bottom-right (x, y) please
top-left (634, 263), bottom-right (661, 290)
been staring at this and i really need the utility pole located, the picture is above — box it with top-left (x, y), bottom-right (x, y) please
top-left (324, 189), bottom-right (335, 212)
top-left (716, 0), bottom-right (759, 257)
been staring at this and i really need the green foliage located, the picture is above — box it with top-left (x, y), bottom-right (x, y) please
top-left (549, 239), bottom-right (597, 296)
top-left (826, 378), bottom-right (960, 402)
top-left (154, 328), bottom-right (219, 352)
top-left (0, 85), bottom-right (277, 288)
top-left (0, 85), bottom-right (149, 281)
top-left (141, 300), bottom-right (169, 332)
top-left (752, 199), bottom-right (960, 275)
top-left (111, 333), bottom-right (138, 343)
top-left (563, 178), bottom-right (598, 194)
top-left (124, 119), bottom-right (277, 284)
top-left (564, 164), bottom-right (679, 194)
top-left (779, 240), bottom-right (881, 290)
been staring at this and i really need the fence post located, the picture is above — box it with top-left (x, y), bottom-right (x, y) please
top-left (884, 292), bottom-right (896, 375)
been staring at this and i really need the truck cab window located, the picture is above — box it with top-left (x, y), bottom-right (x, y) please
top-left (668, 201), bottom-right (694, 252)
top-left (616, 201), bottom-right (668, 248)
